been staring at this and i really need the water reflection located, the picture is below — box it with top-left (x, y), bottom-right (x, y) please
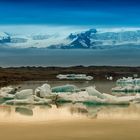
top-left (0, 103), bottom-right (140, 122)
top-left (15, 107), bottom-right (33, 116)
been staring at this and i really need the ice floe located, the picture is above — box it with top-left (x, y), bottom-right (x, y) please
top-left (1, 83), bottom-right (140, 105)
top-left (112, 77), bottom-right (140, 93)
top-left (35, 84), bottom-right (52, 98)
top-left (52, 84), bottom-right (78, 93)
top-left (56, 86), bottom-right (140, 105)
top-left (56, 74), bottom-right (93, 80)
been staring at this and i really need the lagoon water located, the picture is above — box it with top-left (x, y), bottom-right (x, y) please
top-left (0, 48), bottom-right (140, 67)
top-left (1, 81), bottom-right (140, 140)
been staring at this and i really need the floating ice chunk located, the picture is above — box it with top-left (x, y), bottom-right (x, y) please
top-left (86, 86), bottom-right (106, 99)
top-left (33, 95), bottom-right (52, 105)
top-left (112, 85), bottom-right (140, 93)
top-left (56, 86), bottom-right (140, 105)
top-left (0, 86), bottom-right (17, 99)
top-left (2, 94), bottom-right (15, 100)
top-left (112, 77), bottom-right (140, 93)
top-left (56, 74), bottom-right (93, 80)
top-left (102, 93), bottom-right (117, 100)
top-left (57, 91), bottom-right (107, 104)
top-left (0, 86), bottom-right (21, 100)
top-left (4, 98), bottom-right (34, 105)
top-left (116, 77), bottom-right (140, 87)
top-left (0, 86), bottom-right (14, 97)
top-left (52, 84), bottom-right (78, 93)
top-left (107, 76), bottom-right (113, 80)
top-left (15, 89), bottom-right (33, 100)
top-left (0, 86), bottom-right (13, 93)
top-left (35, 84), bottom-right (52, 98)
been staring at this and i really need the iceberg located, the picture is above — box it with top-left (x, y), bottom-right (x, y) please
top-left (0, 86), bottom-right (16, 100)
top-left (33, 95), bottom-right (52, 105)
top-left (86, 86), bottom-right (106, 99)
top-left (56, 74), bottom-right (93, 80)
top-left (56, 86), bottom-right (140, 105)
top-left (1, 85), bottom-right (52, 105)
top-left (1, 83), bottom-right (140, 106)
top-left (52, 84), bottom-right (78, 93)
top-left (4, 89), bottom-right (34, 105)
top-left (0, 86), bottom-right (14, 94)
top-left (112, 77), bottom-right (140, 93)
top-left (35, 84), bottom-right (52, 98)
top-left (15, 89), bottom-right (33, 100)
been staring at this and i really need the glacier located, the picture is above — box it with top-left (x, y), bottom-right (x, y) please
top-left (0, 28), bottom-right (140, 49)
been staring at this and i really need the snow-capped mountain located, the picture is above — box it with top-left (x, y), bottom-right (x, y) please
top-left (0, 28), bottom-right (140, 49)
top-left (0, 32), bottom-right (10, 43)
top-left (54, 28), bottom-right (140, 49)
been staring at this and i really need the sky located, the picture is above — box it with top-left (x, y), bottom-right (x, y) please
top-left (0, 0), bottom-right (140, 66)
top-left (0, 0), bottom-right (139, 27)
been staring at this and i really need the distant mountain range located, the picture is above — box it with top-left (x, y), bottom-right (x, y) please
top-left (1, 28), bottom-right (140, 49)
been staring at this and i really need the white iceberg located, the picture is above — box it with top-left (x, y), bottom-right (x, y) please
top-left (35, 84), bottom-right (52, 98)
top-left (0, 86), bottom-right (16, 99)
top-left (52, 84), bottom-right (78, 93)
top-left (33, 95), bottom-right (52, 105)
top-left (0, 86), bottom-right (13, 94)
top-left (4, 89), bottom-right (34, 105)
top-left (1, 83), bottom-right (140, 106)
top-left (15, 89), bottom-right (33, 100)
top-left (86, 86), bottom-right (106, 99)
top-left (56, 74), bottom-right (93, 80)
top-left (116, 77), bottom-right (140, 86)
top-left (56, 86), bottom-right (140, 105)
top-left (112, 77), bottom-right (140, 93)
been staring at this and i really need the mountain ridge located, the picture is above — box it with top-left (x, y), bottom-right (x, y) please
top-left (0, 28), bottom-right (140, 49)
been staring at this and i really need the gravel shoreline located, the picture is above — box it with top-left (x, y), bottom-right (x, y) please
top-left (0, 66), bottom-right (139, 87)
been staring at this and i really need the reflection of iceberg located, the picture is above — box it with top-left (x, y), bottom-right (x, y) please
top-left (56, 74), bottom-right (93, 80)
top-left (15, 107), bottom-right (33, 116)
top-left (70, 103), bottom-right (88, 114)
top-left (112, 77), bottom-right (140, 93)
top-left (52, 84), bottom-right (78, 93)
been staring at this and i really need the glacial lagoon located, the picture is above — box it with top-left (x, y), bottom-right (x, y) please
top-left (1, 80), bottom-right (140, 122)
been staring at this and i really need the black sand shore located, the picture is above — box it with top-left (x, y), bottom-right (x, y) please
top-left (0, 66), bottom-right (140, 87)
